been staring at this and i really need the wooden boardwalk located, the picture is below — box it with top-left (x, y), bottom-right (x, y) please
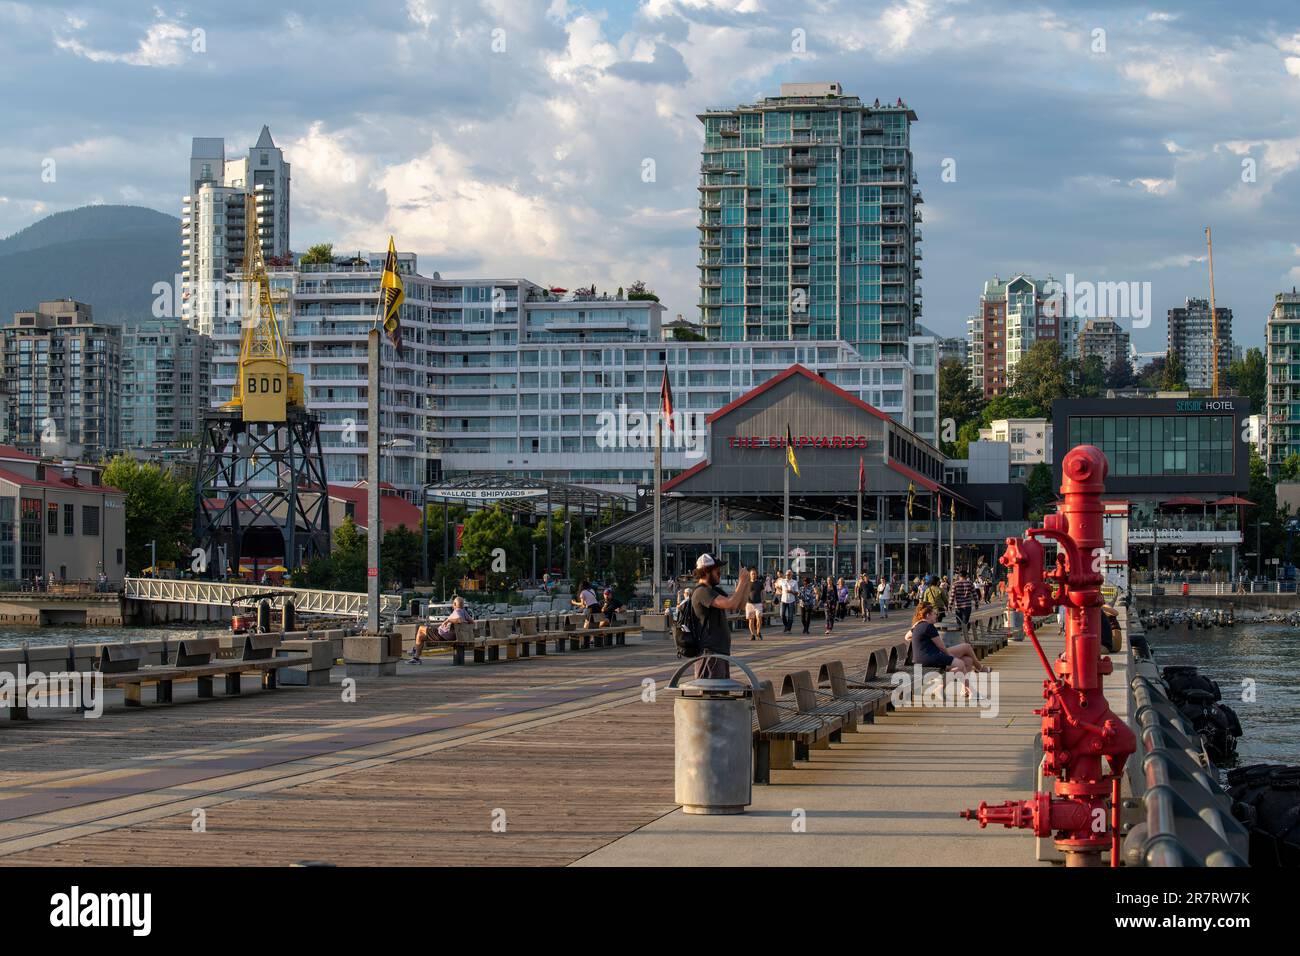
top-left (0, 605), bottom-right (1084, 867)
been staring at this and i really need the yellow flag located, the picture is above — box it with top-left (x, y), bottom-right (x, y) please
top-left (380, 236), bottom-right (404, 350)
top-left (907, 480), bottom-right (916, 517)
top-left (950, 497), bottom-right (956, 520)
top-left (785, 425), bottom-right (800, 477)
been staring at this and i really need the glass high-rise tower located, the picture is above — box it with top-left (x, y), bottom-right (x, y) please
top-left (697, 82), bottom-right (922, 359)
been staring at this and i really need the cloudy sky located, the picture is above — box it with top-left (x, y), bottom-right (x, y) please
top-left (1, 0), bottom-right (1298, 350)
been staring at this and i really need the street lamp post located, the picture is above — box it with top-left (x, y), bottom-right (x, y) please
top-left (419, 482), bottom-right (437, 585)
top-left (1257, 520), bottom-right (1271, 579)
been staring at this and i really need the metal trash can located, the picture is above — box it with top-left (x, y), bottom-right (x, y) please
top-left (667, 654), bottom-right (760, 815)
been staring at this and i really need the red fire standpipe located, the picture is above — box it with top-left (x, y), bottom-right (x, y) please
top-left (960, 445), bottom-right (1136, 866)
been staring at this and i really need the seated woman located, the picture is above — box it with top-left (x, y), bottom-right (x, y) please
top-left (407, 595), bottom-right (473, 664)
top-left (571, 580), bottom-right (599, 628)
top-left (907, 603), bottom-right (986, 676)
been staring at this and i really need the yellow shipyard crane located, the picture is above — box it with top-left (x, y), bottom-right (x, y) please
top-left (197, 193), bottom-right (329, 579)
top-left (223, 194), bottom-right (304, 420)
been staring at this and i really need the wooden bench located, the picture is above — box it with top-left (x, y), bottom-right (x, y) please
top-left (816, 660), bottom-right (892, 720)
top-left (450, 622), bottom-right (516, 665)
top-left (449, 619), bottom-right (641, 664)
top-left (752, 680), bottom-right (841, 784)
top-left (779, 669), bottom-right (870, 735)
top-left (97, 635), bottom-right (309, 707)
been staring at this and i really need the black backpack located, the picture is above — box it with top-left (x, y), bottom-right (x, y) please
top-left (673, 588), bottom-right (702, 659)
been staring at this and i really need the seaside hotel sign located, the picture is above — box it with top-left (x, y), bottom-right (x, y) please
top-left (728, 435), bottom-right (870, 450)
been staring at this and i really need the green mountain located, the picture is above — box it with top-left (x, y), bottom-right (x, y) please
top-left (0, 204), bottom-right (181, 325)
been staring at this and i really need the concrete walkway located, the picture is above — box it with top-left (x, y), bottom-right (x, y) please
top-left (575, 623), bottom-right (1088, 867)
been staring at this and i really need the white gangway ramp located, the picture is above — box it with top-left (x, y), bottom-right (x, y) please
top-left (122, 578), bottom-right (401, 617)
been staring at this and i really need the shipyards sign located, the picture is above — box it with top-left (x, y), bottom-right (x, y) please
top-left (728, 434), bottom-right (870, 450)
top-left (430, 488), bottom-right (550, 501)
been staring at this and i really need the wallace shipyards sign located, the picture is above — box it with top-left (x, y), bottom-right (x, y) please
top-left (431, 488), bottom-right (550, 501)
top-left (728, 435), bottom-right (870, 449)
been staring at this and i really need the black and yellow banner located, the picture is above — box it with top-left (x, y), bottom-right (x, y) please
top-left (380, 236), bottom-right (404, 351)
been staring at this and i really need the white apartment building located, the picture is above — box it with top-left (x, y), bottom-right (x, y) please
top-left (979, 417), bottom-right (1053, 481)
top-left (181, 127), bottom-right (291, 335)
top-left (210, 256), bottom-right (942, 501)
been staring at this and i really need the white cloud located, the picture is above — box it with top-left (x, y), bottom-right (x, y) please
top-left (55, 19), bottom-right (192, 68)
top-left (1129, 177), bottom-right (1175, 195)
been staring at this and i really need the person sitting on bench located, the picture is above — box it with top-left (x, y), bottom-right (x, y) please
top-left (571, 581), bottom-right (599, 627)
top-left (599, 587), bottom-right (623, 626)
top-left (407, 596), bottom-right (473, 664)
top-left (907, 602), bottom-right (985, 676)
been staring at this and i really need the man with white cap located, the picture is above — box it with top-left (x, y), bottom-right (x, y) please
top-left (689, 552), bottom-right (749, 678)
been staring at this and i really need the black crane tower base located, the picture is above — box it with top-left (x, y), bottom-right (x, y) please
top-left (194, 408), bottom-right (331, 579)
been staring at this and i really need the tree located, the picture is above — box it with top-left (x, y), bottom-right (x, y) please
top-left (626, 279), bottom-right (660, 302)
top-left (329, 517), bottom-right (367, 592)
top-left (938, 357), bottom-right (984, 456)
top-left (1248, 451), bottom-right (1283, 570)
top-left (1103, 356), bottom-right (1136, 390)
top-left (1078, 354), bottom-right (1106, 398)
top-left (671, 326), bottom-right (706, 341)
top-left (101, 455), bottom-right (193, 573)
top-left (381, 525), bottom-right (422, 588)
top-left (461, 505), bottom-right (524, 590)
top-left (300, 243), bottom-right (334, 265)
top-left (1025, 463), bottom-right (1055, 521)
top-left (1137, 356), bottom-right (1166, 390)
top-left (1226, 347), bottom-right (1265, 410)
top-left (1160, 350), bottom-right (1186, 391)
top-left (1008, 340), bottom-right (1076, 416)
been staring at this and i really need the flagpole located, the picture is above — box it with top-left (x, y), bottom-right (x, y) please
top-left (783, 457), bottom-right (790, 573)
top-left (366, 324), bottom-right (381, 634)
top-left (855, 470), bottom-right (863, 578)
top-left (949, 501), bottom-right (955, 577)
top-left (936, 494), bottom-right (943, 581)
top-left (653, 417), bottom-right (663, 612)
top-left (875, 494), bottom-right (882, 579)
top-left (903, 496), bottom-right (909, 587)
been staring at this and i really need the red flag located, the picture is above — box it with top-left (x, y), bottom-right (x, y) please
top-left (659, 366), bottom-right (675, 433)
top-left (858, 455), bottom-right (865, 493)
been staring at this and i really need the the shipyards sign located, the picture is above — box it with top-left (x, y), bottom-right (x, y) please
top-left (728, 434), bottom-right (870, 450)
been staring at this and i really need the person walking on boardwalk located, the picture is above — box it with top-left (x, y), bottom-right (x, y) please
top-left (776, 569), bottom-right (798, 633)
top-left (822, 576), bottom-right (838, 633)
top-left (798, 576), bottom-right (816, 634)
top-left (856, 572), bottom-right (874, 621)
top-left (744, 567), bottom-right (766, 641)
top-left (951, 569), bottom-right (975, 633)
top-left (922, 575), bottom-right (947, 622)
top-left (774, 567), bottom-right (795, 634)
top-left (878, 578), bottom-right (891, 619)
top-left (689, 553), bottom-right (749, 678)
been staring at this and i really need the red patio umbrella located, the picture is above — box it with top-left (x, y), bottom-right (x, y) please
top-left (1211, 496), bottom-right (1255, 507)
